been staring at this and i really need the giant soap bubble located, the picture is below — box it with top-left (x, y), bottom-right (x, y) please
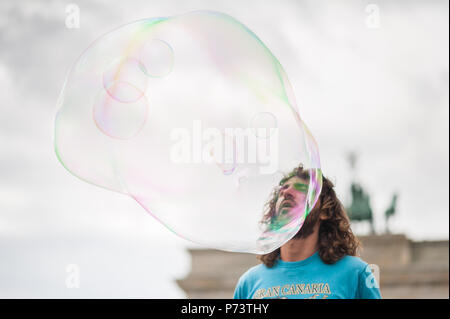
top-left (54, 11), bottom-right (322, 253)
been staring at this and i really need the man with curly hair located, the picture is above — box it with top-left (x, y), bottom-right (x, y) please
top-left (233, 165), bottom-right (381, 299)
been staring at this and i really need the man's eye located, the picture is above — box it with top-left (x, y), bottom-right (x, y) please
top-left (293, 183), bottom-right (308, 193)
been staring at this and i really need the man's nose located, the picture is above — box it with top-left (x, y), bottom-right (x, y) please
top-left (281, 186), bottom-right (294, 198)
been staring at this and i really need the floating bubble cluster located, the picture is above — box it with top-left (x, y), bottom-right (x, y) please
top-left (54, 11), bottom-right (322, 253)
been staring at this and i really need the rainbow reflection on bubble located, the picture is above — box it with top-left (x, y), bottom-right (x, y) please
top-left (54, 10), bottom-right (322, 254)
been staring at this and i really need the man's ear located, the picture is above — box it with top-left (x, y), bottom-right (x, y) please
top-left (319, 211), bottom-right (328, 221)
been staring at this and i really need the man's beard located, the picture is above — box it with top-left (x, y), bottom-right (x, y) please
top-left (292, 208), bottom-right (321, 239)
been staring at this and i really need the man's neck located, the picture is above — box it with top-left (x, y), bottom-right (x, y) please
top-left (280, 224), bottom-right (319, 262)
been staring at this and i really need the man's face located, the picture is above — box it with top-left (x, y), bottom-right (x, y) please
top-left (275, 176), bottom-right (309, 217)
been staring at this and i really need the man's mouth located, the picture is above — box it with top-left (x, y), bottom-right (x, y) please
top-left (281, 200), bottom-right (295, 209)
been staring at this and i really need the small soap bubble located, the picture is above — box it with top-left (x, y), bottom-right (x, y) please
top-left (93, 86), bottom-right (148, 139)
top-left (102, 58), bottom-right (148, 103)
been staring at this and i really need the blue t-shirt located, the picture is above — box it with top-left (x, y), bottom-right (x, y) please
top-left (233, 252), bottom-right (381, 299)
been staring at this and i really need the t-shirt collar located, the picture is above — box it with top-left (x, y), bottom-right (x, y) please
top-left (276, 250), bottom-right (320, 268)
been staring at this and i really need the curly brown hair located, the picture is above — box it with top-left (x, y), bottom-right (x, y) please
top-left (257, 164), bottom-right (361, 267)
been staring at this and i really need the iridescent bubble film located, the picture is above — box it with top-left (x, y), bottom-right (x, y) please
top-left (54, 11), bottom-right (322, 254)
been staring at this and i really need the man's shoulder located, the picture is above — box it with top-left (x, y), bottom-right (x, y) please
top-left (333, 255), bottom-right (369, 273)
top-left (238, 263), bottom-right (270, 283)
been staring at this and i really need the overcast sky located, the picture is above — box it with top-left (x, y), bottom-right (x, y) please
top-left (0, 0), bottom-right (448, 298)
